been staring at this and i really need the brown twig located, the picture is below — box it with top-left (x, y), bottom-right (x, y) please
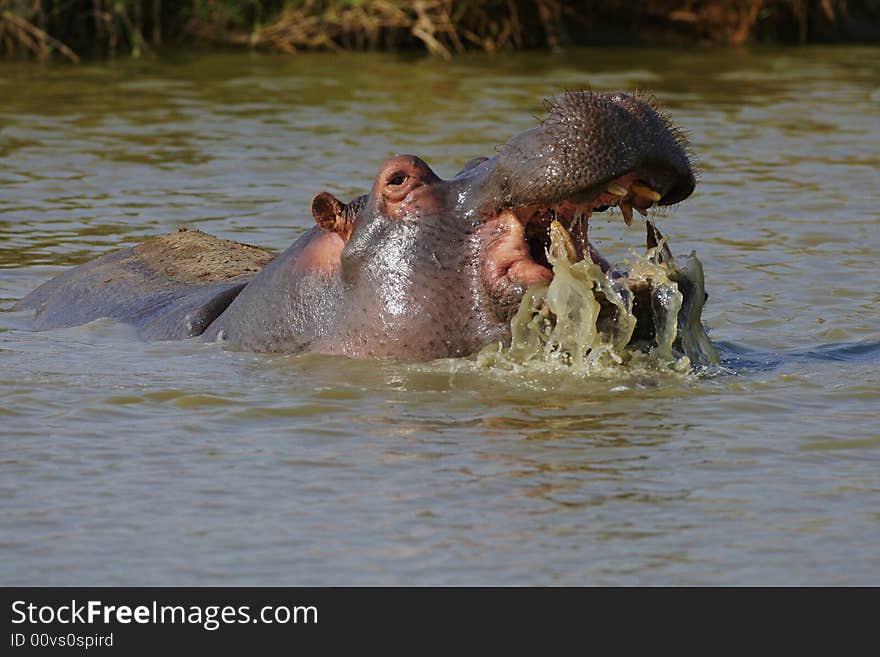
top-left (0, 9), bottom-right (80, 62)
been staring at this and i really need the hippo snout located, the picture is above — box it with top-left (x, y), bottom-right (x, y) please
top-left (467, 91), bottom-right (696, 327)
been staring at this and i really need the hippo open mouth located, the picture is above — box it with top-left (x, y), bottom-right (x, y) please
top-left (519, 174), bottom-right (665, 271)
top-left (485, 171), bottom-right (672, 295)
top-left (474, 91), bottom-right (695, 322)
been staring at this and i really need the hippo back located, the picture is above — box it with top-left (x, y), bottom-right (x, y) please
top-left (16, 229), bottom-right (276, 340)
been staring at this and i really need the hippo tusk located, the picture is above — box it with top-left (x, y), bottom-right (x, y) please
top-left (646, 220), bottom-right (674, 264)
top-left (620, 200), bottom-right (634, 226)
top-left (606, 183), bottom-right (628, 197)
top-left (548, 220), bottom-right (577, 263)
top-left (631, 182), bottom-right (662, 202)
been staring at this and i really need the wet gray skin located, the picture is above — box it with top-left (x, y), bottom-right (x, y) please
top-left (18, 91), bottom-right (697, 360)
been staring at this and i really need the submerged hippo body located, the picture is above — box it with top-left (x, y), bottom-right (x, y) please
top-left (18, 91), bottom-right (708, 361)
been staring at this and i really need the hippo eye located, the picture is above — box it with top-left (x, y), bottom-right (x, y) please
top-left (388, 173), bottom-right (408, 186)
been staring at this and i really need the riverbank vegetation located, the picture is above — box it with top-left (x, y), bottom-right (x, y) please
top-left (2, 1), bottom-right (878, 62)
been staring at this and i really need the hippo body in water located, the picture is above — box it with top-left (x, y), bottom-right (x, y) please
top-left (17, 91), bottom-right (707, 361)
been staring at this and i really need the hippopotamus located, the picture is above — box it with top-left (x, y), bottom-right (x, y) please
top-left (17, 91), bottom-right (707, 362)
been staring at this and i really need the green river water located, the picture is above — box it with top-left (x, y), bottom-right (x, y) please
top-left (1, 46), bottom-right (878, 585)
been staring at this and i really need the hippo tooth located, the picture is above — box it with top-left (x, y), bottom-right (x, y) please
top-left (620, 200), bottom-right (634, 226)
top-left (631, 182), bottom-right (661, 202)
top-left (646, 221), bottom-right (674, 264)
top-left (549, 220), bottom-right (577, 263)
top-left (607, 183), bottom-right (628, 197)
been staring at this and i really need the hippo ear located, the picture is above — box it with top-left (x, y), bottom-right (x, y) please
top-left (312, 192), bottom-right (353, 240)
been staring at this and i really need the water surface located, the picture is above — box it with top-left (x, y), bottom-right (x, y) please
top-left (1, 46), bottom-right (878, 585)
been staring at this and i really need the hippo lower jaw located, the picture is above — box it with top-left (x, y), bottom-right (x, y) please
top-left (483, 187), bottom-right (718, 365)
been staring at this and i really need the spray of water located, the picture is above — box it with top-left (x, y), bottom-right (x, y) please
top-left (478, 220), bottom-right (718, 376)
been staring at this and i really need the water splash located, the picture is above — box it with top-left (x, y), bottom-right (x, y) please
top-left (480, 220), bottom-right (719, 375)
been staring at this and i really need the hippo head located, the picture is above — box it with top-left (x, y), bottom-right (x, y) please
top-left (309, 91), bottom-right (696, 359)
